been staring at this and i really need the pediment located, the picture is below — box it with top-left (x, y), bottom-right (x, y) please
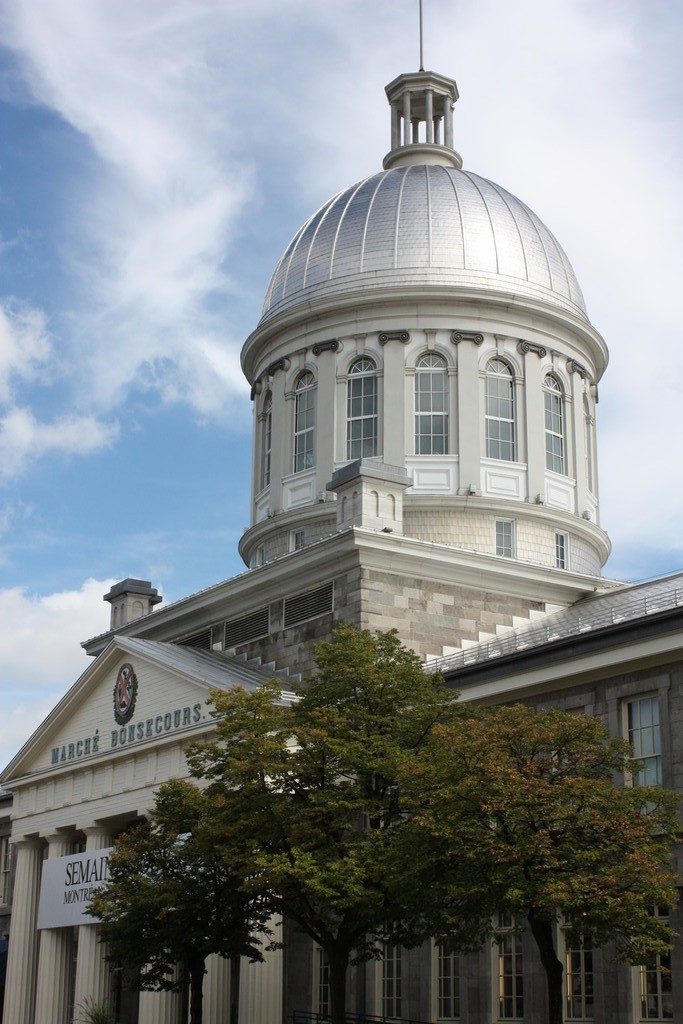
top-left (1, 637), bottom-right (272, 783)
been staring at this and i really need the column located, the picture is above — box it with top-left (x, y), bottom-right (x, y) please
top-left (314, 344), bottom-right (338, 493)
top-left (454, 339), bottom-right (481, 490)
top-left (203, 953), bottom-right (231, 1024)
top-left (239, 919), bottom-right (282, 1024)
top-left (425, 89), bottom-right (433, 142)
top-left (381, 338), bottom-right (407, 467)
top-left (72, 827), bottom-right (112, 1023)
top-left (35, 834), bottom-right (73, 1024)
top-left (567, 369), bottom-right (586, 516)
top-left (443, 94), bottom-right (453, 149)
top-left (521, 347), bottom-right (545, 500)
top-left (402, 91), bottom-right (411, 145)
top-left (2, 837), bottom-right (44, 1024)
top-left (390, 102), bottom-right (400, 150)
top-left (138, 984), bottom-right (182, 1024)
top-left (269, 367), bottom-right (287, 512)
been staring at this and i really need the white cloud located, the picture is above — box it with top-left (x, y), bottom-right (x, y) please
top-left (0, 407), bottom-right (118, 479)
top-left (0, 577), bottom-right (116, 768)
top-left (1, 0), bottom-right (253, 417)
top-left (0, 301), bottom-right (51, 401)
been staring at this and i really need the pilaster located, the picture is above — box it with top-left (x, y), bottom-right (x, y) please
top-left (380, 332), bottom-right (408, 465)
top-left (138, 983), bottom-right (182, 1024)
top-left (2, 837), bottom-right (44, 1024)
top-left (203, 953), bottom-right (231, 1024)
top-left (35, 833), bottom-right (74, 1024)
top-left (72, 827), bottom-right (113, 1022)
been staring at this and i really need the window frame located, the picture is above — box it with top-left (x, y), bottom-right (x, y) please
top-left (636, 908), bottom-right (673, 1021)
top-left (495, 913), bottom-right (524, 1021)
top-left (414, 352), bottom-right (449, 455)
top-left (561, 918), bottom-right (595, 1022)
top-left (626, 695), bottom-right (662, 787)
top-left (432, 939), bottom-right (461, 1021)
top-left (0, 834), bottom-right (10, 906)
top-left (381, 941), bottom-right (402, 1019)
top-left (293, 371), bottom-right (316, 473)
top-left (544, 373), bottom-right (566, 475)
top-left (485, 358), bottom-right (516, 462)
top-left (555, 531), bottom-right (569, 570)
top-left (347, 356), bottom-right (378, 461)
top-left (495, 519), bottom-right (516, 559)
top-left (260, 392), bottom-right (272, 490)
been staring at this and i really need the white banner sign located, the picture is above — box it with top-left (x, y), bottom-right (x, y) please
top-left (37, 847), bottom-right (113, 929)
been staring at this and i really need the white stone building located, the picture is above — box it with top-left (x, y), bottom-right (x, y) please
top-left (1, 60), bottom-right (681, 1024)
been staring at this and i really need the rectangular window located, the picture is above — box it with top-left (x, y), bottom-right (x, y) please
top-left (435, 941), bottom-right (460, 1020)
top-left (382, 942), bottom-right (402, 1018)
top-left (555, 531), bottom-right (569, 569)
top-left (314, 946), bottom-right (330, 1019)
top-left (0, 836), bottom-right (10, 905)
top-left (564, 923), bottom-right (594, 1021)
top-left (496, 519), bottom-right (516, 559)
top-left (347, 361), bottom-right (378, 460)
top-left (294, 376), bottom-right (316, 472)
top-left (638, 909), bottom-right (673, 1020)
top-left (290, 529), bottom-right (305, 552)
top-left (496, 913), bottom-right (523, 1021)
top-left (628, 696), bottom-right (662, 786)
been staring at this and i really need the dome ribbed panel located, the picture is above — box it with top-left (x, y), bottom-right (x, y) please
top-left (332, 177), bottom-right (382, 278)
top-left (362, 172), bottom-right (402, 272)
top-left (303, 189), bottom-right (350, 289)
top-left (396, 167), bottom-right (431, 269)
top-left (430, 167), bottom-right (465, 269)
top-left (454, 171), bottom-right (499, 273)
top-left (260, 167), bottom-right (588, 322)
top-left (280, 204), bottom-right (332, 303)
top-left (471, 175), bottom-right (531, 282)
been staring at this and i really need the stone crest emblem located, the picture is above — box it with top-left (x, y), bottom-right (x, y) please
top-left (113, 662), bottom-right (138, 725)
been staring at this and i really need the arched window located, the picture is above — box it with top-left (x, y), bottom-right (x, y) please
top-left (293, 372), bottom-right (316, 472)
top-left (415, 353), bottom-right (448, 454)
top-left (347, 357), bottom-right (377, 460)
top-left (544, 374), bottom-right (565, 474)
top-left (260, 393), bottom-right (272, 489)
top-left (485, 358), bottom-right (515, 461)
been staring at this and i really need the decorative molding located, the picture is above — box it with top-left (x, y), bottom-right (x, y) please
top-left (312, 338), bottom-right (339, 356)
top-left (450, 330), bottom-right (484, 345)
top-left (266, 356), bottom-right (290, 376)
top-left (378, 329), bottom-right (410, 345)
top-left (250, 381), bottom-right (262, 400)
top-left (567, 358), bottom-right (591, 380)
top-left (517, 339), bottom-right (547, 358)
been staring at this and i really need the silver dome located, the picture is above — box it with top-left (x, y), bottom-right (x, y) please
top-left (261, 165), bottom-right (587, 324)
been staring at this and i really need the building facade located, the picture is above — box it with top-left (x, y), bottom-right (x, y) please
top-left (1, 60), bottom-right (680, 1024)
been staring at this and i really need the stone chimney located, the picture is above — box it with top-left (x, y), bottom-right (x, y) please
top-left (104, 578), bottom-right (162, 630)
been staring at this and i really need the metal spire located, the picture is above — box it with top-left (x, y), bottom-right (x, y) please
top-left (419, 0), bottom-right (424, 71)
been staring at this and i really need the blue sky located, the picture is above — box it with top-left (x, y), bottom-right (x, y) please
top-left (1, 0), bottom-right (682, 767)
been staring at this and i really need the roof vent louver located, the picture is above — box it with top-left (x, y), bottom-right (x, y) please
top-left (224, 607), bottom-right (270, 649)
top-left (284, 581), bottom-right (334, 629)
top-left (177, 628), bottom-right (212, 650)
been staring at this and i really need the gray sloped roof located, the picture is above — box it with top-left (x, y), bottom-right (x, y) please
top-left (116, 637), bottom-right (296, 701)
top-left (435, 573), bottom-right (683, 677)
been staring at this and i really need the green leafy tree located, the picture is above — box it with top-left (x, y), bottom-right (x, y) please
top-left (187, 625), bottom-right (465, 1024)
top-left (89, 778), bottom-right (269, 1024)
top-left (400, 703), bottom-right (680, 1024)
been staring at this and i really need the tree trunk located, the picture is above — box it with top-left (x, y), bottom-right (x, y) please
top-left (229, 956), bottom-right (241, 1024)
top-left (188, 953), bottom-right (206, 1024)
top-left (327, 946), bottom-right (350, 1024)
top-left (527, 911), bottom-right (564, 1024)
